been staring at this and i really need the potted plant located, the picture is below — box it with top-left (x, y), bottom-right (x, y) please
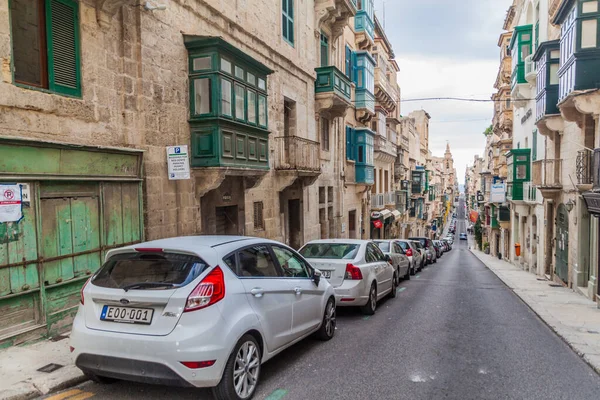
top-left (483, 242), bottom-right (490, 254)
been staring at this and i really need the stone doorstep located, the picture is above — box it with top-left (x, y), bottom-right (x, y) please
top-left (470, 249), bottom-right (600, 375)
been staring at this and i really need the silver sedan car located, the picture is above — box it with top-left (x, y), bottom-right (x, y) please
top-left (299, 240), bottom-right (396, 315)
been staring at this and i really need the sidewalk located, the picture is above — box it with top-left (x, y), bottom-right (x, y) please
top-left (0, 333), bottom-right (86, 400)
top-left (470, 247), bottom-right (600, 374)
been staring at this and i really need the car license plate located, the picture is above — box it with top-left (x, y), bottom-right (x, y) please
top-left (321, 270), bottom-right (332, 279)
top-left (100, 305), bottom-right (153, 324)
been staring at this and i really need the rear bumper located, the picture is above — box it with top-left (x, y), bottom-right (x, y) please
top-left (76, 354), bottom-right (193, 387)
top-left (333, 279), bottom-right (369, 306)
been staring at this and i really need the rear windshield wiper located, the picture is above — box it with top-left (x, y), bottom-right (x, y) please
top-left (121, 282), bottom-right (177, 292)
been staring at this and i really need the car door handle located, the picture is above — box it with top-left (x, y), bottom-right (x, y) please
top-left (250, 288), bottom-right (264, 298)
top-left (294, 287), bottom-right (302, 295)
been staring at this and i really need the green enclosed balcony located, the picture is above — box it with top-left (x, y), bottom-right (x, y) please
top-left (355, 0), bottom-right (374, 47)
top-left (534, 40), bottom-right (560, 121)
top-left (506, 149), bottom-right (531, 202)
top-left (510, 25), bottom-right (533, 95)
top-left (315, 66), bottom-right (353, 117)
top-left (185, 36), bottom-right (273, 171)
top-left (554, 0), bottom-right (600, 102)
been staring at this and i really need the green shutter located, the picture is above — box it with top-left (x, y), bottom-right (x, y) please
top-left (46, 0), bottom-right (81, 97)
top-left (282, 0), bottom-right (294, 45)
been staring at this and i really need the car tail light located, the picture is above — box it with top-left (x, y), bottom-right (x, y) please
top-left (180, 360), bottom-right (216, 369)
top-left (405, 248), bottom-right (413, 257)
top-left (80, 277), bottom-right (92, 305)
top-left (184, 266), bottom-right (225, 312)
top-left (345, 264), bottom-right (363, 280)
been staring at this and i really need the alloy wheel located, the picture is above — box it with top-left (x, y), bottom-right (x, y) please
top-left (324, 301), bottom-right (336, 337)
top-left (233, 341), bottom-right (260, 399)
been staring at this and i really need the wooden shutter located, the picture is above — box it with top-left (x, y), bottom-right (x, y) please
top-left (46, 0), bottom-right (81, 96)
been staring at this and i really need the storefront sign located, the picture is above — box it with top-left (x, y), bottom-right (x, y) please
top-left (370, 211), bottom-right (382, 219)
top-left (490, 183), bottom-right (506, 203)
top-left (521, 108), bottom-right (532, 124)
top-left (373, 220), bottom-right (383, 229)
top-left (166, 145), bottom-right (190, 180)
top-left (0, 184), bottom-right (23, 223)
top-left (222, 193), bottom-right (232, 202)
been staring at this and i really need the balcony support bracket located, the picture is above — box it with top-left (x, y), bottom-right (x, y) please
top-left (536, 115), bottom-right (564, 137)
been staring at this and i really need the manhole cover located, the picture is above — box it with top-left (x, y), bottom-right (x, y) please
top-left (37, 363), bottom-right (63, 373)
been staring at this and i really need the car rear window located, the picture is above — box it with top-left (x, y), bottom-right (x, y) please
top-left (398, 241), bottom-right (410, 251)
top-left (375, 242), bottom-right (390, 252)
top-left (299, 243), bottom-right (359, 259)
top-left (92, 252), bottom-right (209, 290)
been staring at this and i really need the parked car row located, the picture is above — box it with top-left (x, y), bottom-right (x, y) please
top-left (71, 232), bottom-right (454, 399)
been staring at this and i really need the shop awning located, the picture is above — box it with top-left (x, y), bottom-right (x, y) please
top-left (380, 209), bottom-right (393, 220)
top-left (391, 210), bottom-right (402, 221)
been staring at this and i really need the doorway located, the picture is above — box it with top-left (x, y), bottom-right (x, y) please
top-left (556, 204), bottom-right (569, 283)
top-left (288, 199), bottom-right (302, 249)
top-left (216, 205), bottom-right (239, 235)
top-left (348, 210), bottom-right (357, 239)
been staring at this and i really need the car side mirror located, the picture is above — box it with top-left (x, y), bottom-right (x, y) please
top-left (312, 269), bottom-right (322, 286)
top-left (384, 254), bottom-right (392, 263)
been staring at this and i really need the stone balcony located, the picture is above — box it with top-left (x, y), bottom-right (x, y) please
top-left (315, 0), bottom-right (357, 41)
top-left (374, 135), bottom-right (397, 163)
top-left (273, 136), bottom-right (322, 179)
top-left (374, 67), bottom-right (399, 113)
top-left (532, 158), bottom-right (562, 198)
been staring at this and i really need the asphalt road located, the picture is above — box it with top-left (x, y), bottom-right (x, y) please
top-left (42, 198), bottom-right (600, 400)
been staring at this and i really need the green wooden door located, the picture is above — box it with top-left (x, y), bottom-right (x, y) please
top-left (556, 204), bottom-right (569, 283)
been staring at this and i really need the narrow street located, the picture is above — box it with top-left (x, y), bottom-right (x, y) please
top-left (43, 199), bottom-right (600, 400)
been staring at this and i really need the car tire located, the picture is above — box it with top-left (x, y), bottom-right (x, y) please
top-left (360, 283), bottom-right (377, 315)
top-left (410, 262), bottom-right (416, 275)
top-left (389, 274), bottom-right (398, 298)
top-left (404, 266), bottom-right (410, 280)
top-left (212, 334), bottom-right (261, 400)
top-left (315, 298), bottom-right (336, 341)
top-left (84, 373), bottom-right (118, 385)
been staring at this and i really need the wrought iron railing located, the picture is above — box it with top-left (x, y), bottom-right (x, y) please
top-left (576, 149), bottom-right (593, 185)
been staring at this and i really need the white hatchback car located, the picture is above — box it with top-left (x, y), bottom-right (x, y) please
top-left (71, 236), bottom-right (336, 400)
top-left (299, 239), bottom-right (396, 315)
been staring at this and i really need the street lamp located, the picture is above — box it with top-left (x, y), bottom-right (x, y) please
top-left (565, 199), bottom-right (576, 213)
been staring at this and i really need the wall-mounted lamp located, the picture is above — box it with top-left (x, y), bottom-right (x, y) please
top-left (144, 1), bottom-right (167, 11)
top-left (565, 199), bottom-right (576, 213)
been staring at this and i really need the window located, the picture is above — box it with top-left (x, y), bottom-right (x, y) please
top-left (194, 78), bottom-right (211, 115)
top-left (253, 201), bottom-right (264, 230)
top-left (376, 241), bottom-right (390, 252)
top-left (193, 56), bottom-right (211, 71)
top-left (272, 246), bottom-right (310, 278)
top-left (321, 118), bottom-right (330, 151)
top-left (516, 164), bottom-right (527, 179)
top-left (346, 126), bottom-right (355, 161)
top-left (300, 243), bottom-right (359, 259)
top-left (320, 32), bottom-right (329, 67)
top-left (393, 243), bottom-right (404, 255)
top-left (238, 246), bottom-right (280, 277)
top-left (220, 78), bottom-right (232, 116)
top-left (358, 145), bottom-right (364, 163)
top-left (282, 0), bottom-right (294, 45)
top-left (247, 72), bottom-right (256, 86)
top-left (345, 45), bottom-right (352, 78)
top-left (247, 91), bottom-right (257, 124)
top-left (506, 98), bottom-right (511, 108)
top-left (532, 130), bottom-right (537, 161)
top-left (549, 63), bottom-right (559, 85)
top-left (220, 58), bottom-right (232, 74)
top-left (365, 245), bottom-right (378, 263)
top-left (258, 95), bottom-right (267, 127)
top-left (235, 84), bottom-right (245, 120)
top-left (235, 65), bottom-right (244, 80)
top-left (581, 19), bottom-right (597, 48)
top-left (10, 0), bottom-right (81, 96)
top-left (583, 1), bottom-right (599, 13)
top-left (258, 78), bottom-right (266, 90)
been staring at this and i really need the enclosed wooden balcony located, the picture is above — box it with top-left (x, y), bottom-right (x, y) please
top-left (315, 66), bottom-right (353, 118)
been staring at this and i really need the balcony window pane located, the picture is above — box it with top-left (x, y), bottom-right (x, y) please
top-left (221, 58), bottom-right (232, 74)
top-left (358, 145), bottom-right (364, 163)
top-left (258, 95), bottom-right (267, 126)
top-left (583, 1), bottom-right (598, 13)
top-left (235, 66), bottom-right (244, 79)
top-left (248, 90), bottom-right (256, 124)
top-left (235, 84), bottom-right (246, 120)
top-left (581, 19), bottom-right (598, 48)
top-left (550, 50), bottom-right (560, 59)
top-left (522, 33), bottom-right (531, 41)
top-left (521, 44), bottom-right (531, 60)
top-left (247, 72), bottom-right (256, 86)
top-left (516, 165), bottom-right (527, 179)
top-left (221, 78), bottom-right (232, 116)
top-left (549, 63), bottom-right (559, 85)
top-left (193, 56), bottom-right (211, 71)
top-left (258, 78), bottom-right (266, 90)
top-left (194, 78), bottom-right (211, 115)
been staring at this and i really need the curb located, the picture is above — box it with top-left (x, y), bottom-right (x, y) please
top-left (469, 248), bottom-right (600, 376)
top-left (1, 368), bottom-right (88, 400)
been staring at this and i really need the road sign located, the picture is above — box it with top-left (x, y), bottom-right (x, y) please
top-left (0, 184), bottom-right (23, 222)
top-left (166, 145), bottom-right (190, 180)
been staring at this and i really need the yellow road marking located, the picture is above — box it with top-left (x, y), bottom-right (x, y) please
top-left (45, 389), bottom-right (95, 400)
top-left (66, 392), bottom-right (95, 400)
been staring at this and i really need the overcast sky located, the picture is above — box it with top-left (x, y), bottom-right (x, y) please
top-left (374, 0), bottom-right (513, 185)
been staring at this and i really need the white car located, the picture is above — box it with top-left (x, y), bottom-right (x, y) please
top-left (374, 240), bottom-right (411, 283)
top-left (71, 236), bottom-right (336, 400)
top-left (396, 239), bottom-right (423, 275)
top-left (299, 239), bottom-right (396, 315)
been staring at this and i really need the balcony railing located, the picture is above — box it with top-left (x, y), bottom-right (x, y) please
top-left (400, 135), bottom-right (409, 150)
top-left (273, 136), bottom-right (321, 173)
top-left (523, 181), bottom-right (538, 203)
top-left (576, 150), bottom-right (593, 185)
top-left (532, 159), bottom-right (562, 188)
top-left (524, 55), bottom-right (536, 83)
top-left (374, 135), bottom-right (396, 157)
top-left (372, 194), bottom-right (384, 209)
top-left (384, 191), bottom-right (395, 205)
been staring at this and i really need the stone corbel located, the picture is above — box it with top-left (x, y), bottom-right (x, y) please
top-left (559, 90), bottom-right (600, 128)
top-left (194, 169), bottom-right (227, 198)
top-left (536, 115), bottom-right (564, 137)
top-left (94, 0), bottom-right (138, 29)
